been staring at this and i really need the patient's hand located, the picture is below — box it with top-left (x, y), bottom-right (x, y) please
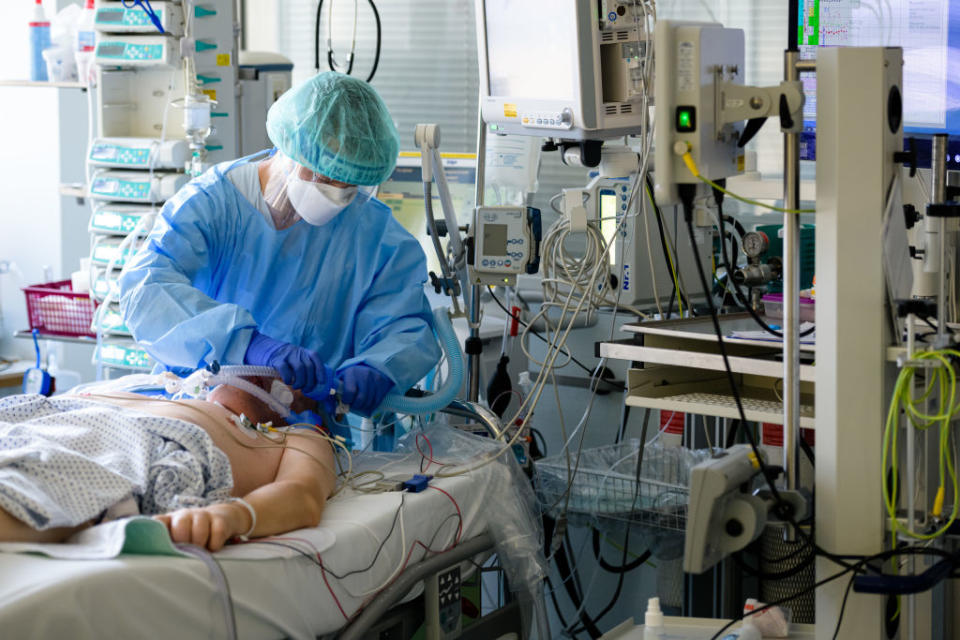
top-left (153, 502), bottom-right (252, 552)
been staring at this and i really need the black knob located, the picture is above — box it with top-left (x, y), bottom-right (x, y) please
top-left (903, 204), bottom-right (920, 230)
top-left (894, 137), bottom-right (918, 177)
top-left (428, 272), bottom-right (442, 294)
top-left (426, 220), bottom-right (448, 238)
top-left (725, 519), bottom-right (744, 537)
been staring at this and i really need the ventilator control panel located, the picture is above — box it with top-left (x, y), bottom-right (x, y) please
top-left (468, 206), bottom-right (542, 286)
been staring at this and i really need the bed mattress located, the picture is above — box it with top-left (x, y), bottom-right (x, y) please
top-left (0, 452), bottom-right (511, 640)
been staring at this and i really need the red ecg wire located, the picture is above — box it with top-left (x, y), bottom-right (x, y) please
top-left (415, 432), bottom-right (434, 472)
top-left (317, 555), bottom-right (349, 620)
top-left (429, 486), bottom-right (463, 545)
top-left (348, 485), bottom-right (466, 619)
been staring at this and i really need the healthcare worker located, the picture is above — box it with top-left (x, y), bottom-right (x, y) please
top-left (119, 72), bottom-right (442, 416)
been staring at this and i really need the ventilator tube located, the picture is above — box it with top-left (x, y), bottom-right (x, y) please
top-left (209, 374), bottom-right (292, 418)
top-left (378, 307), bottom-right (462, 415)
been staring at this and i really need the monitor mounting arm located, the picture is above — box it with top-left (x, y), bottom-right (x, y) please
top-left (716, 72), bottom-right (805, 148)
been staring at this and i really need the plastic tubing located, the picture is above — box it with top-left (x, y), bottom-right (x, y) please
top-left (378, 308), bottom-right (463, 415)
top-left (214, 365), bottom-right (280, 379)
top-left (209, 373), bottom-right (292, 418)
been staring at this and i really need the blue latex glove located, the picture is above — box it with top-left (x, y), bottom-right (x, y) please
top-left (245, 330), bottom-right (334, 399)
top-left (336, 364), bottom-right (394, 416)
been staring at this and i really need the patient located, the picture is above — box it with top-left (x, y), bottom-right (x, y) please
top-left (0, 378), bottom-right (336, 552)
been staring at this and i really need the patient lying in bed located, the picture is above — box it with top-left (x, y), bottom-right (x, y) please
top-left (0, 378), bottom-right (336, 551)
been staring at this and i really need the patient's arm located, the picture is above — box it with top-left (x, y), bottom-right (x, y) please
top-left (154, 430), bottom-right (336, 551)
top-left (0, 508), bottom-right (91, 544)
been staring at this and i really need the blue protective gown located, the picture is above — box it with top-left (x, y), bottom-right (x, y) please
top-left (119, 153), bottom-right (442, 393)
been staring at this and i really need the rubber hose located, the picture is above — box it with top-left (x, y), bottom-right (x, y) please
top-left (378, 308), bottom-right (463, 415)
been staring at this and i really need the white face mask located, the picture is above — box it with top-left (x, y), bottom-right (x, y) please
top-left (287, 178), bottom-right (358, 226)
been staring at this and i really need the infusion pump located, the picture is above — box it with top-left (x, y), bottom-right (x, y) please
top-left (468, 206), bottom-right (542, 286)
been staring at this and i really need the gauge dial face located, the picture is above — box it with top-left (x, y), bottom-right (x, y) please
top-left (742, 231), bottom-right (769, 258)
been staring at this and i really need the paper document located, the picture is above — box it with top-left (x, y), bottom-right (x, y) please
top-left (728, 322), bottom-right (816, 345)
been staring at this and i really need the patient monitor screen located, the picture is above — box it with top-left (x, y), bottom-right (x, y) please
top-left (483, 0), bottom-right (576, 101)
top-left (799, 0), bottom-right (960, 134)
top-left (380, 159), bottom-right (476, 274)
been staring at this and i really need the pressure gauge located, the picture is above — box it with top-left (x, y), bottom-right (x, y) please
top-left (742, 231), bottom-right (769, 258)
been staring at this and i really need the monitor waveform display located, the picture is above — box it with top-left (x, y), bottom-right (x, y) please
top-left (798, 0), bottom-right (959, 161)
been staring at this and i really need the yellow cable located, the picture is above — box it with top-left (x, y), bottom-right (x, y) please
top-left (882, 350), bottom-right (960, 545)
top-left (680, 150), bottom-right (815, 214)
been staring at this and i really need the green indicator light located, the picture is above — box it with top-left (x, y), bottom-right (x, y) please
top-left (676, 106), bottom-right (696, 132)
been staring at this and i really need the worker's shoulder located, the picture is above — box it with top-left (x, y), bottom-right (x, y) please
top-left (351, 196), bottom-right (416, 239)
top-left (163, 163), bottom-right (234, 213)
top-left (359, 194), bottom-right (393, 220)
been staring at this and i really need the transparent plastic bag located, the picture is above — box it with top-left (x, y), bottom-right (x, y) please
top-left (392, 423), bottom-right (548, 599)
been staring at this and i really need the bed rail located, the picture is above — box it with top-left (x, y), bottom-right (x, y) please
top-left (336, 532), bottom-right (495, 640)
top-left (436, 400), bottom-right (505, 441)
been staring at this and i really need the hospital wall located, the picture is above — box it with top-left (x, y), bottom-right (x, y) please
top-left (0, 0), bottom-right (97, 384)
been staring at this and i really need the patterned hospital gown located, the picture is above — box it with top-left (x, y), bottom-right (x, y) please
top-left (0, 394), bottom-right (234, 530)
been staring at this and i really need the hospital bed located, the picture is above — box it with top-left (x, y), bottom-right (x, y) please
top-left (0, 402), bottom-right (544, 640)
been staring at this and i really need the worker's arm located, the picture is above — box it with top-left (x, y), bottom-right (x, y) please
top-left (338, 214), bottom-right (442, 392)
top-left (119, 181), bottom-right (257, 370)
top-left (155, 431), bottom-right (336, 551)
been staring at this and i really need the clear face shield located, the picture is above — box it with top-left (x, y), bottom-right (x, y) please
top-left (261, 151), bottom-right (373, 228)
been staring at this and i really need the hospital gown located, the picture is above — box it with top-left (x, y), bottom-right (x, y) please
top-left (0, 394), bottom-right (233, 530)
top-left (119, 153), bottom-right (442, 392)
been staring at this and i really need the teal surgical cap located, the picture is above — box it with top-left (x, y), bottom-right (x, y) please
top-left (266, 71), bottom-right (400, 186)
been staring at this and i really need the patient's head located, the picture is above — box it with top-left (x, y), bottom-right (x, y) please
top-left (207, 376), bottom-right (291, 426)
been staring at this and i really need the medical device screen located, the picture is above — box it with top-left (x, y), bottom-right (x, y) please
top-left (482, 224), bottom-right (509, 255)
top-left (483, 0), bottom-right (576, 101)
top-left (380, 155), bottom-right (476, 273)
top-left (798, 0), bottom-right (960, 162)
top-left (599, 189), bottom-right (619, 267)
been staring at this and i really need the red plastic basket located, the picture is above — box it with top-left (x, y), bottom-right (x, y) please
top-left (22, 280), bottom-right (98, 338)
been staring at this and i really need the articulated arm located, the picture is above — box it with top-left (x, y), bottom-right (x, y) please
top-left (717, 76), bottom-right (805, 147)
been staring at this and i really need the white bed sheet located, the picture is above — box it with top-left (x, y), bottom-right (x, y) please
top-left (0, 457), bottom-right (508, 640)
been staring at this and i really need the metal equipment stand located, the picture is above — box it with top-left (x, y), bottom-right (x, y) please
top-left (781, 47), bottom-right (803, 534)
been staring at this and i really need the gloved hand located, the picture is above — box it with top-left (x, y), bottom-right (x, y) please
top-left (245, 330), bottom-right (334, 399)
top-left (336, 364), bottom-right (394, 416)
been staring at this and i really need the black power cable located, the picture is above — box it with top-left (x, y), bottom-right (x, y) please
top-left (575, 401), bottom-right (653, 632)
top-left (314, 0), bottom-right (382, 83)
top-left (678, 184), bottom-right (784, 505)
top-left (711, 184), bottom-right (815, 339)
top-left (544, 576), bottom-right (575, 633)
top-left (709, 545), bottom-right (957, 640)
top-left (547, 404), bottom-right (653, 637)
top-left (645, 174), bottom-right (692, 316)
top-left (544, 516), bottom-right (603, 638)
top-left (799, 435), bottom-right (815, 465)
top-left (591, 528), bottom-right (651, 573)
top-left (724, 418), bottom-right (743, 448)
top-left (486, 286), bottom-right (627, 392)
